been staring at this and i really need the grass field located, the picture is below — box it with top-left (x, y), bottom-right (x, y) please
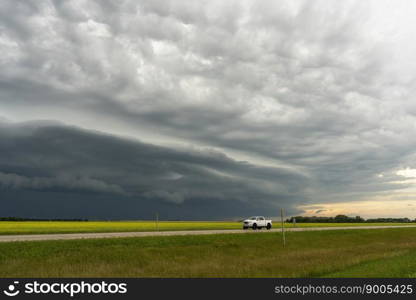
top-left (0, 221), bottom-right (414, 235)
top-left (1, 227), bottom-right (416, 277)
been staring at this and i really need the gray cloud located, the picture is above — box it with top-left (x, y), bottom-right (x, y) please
top-left (0, 121), bottom-right (308, 219)
top-left (1, 0), bottom-right (416, 218)
top-left (0, 172), bottom-right (126, 195)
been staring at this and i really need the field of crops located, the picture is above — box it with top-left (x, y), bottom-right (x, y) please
top-left (0, 221), bottom-right (414, 235)
top-left (1, 227), bottom-right (416, 277)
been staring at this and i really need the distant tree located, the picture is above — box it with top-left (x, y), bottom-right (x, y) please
top-left (355, 216), bottom-right (365, 222)
top-left (286, 215), bottom-right (363, 223)
top-left (365, 217), bottom-right (411, 223)
top-left (334, 215), bottom-right (350, 222)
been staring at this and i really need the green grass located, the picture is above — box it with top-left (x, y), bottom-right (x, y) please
top-left (2, 228), bottom-right (416, 277)
top-left (325, 251), bottom-right (416, 277)
top-left (0, 221), bottom-right (413, 235)
top-left (0, 221), bottom-right (240, 235)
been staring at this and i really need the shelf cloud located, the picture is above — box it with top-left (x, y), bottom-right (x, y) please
top-left (0, 121), bottom-right (308, 219)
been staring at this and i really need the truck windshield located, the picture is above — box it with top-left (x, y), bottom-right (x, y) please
top-left (249, 217), bottom-right (257, 220)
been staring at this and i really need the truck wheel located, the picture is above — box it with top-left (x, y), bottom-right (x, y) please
top-left (266, 223), bottom-right (272, 230)
top-left (252, 223), bottom-right (257, 230)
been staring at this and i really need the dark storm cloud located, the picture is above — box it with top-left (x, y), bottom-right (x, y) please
top-left (0, 121), bottom-right (308, 219)
top-left (1, 0), bottom-right (416, 218)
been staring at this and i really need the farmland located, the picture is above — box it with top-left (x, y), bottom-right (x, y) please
top-left (0, 221), bottom-right (414, 235)
top-left (1, 227), bottom-right (416, 277)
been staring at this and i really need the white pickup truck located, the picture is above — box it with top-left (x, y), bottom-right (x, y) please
top-left (242, 216), bottom-right (272, 230)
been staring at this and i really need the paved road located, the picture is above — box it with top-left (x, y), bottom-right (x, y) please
top-left (1, 225), bottom-right (416, 242)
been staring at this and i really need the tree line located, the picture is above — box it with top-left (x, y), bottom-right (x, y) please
top-left (286, 215), bottom-right (414, 223)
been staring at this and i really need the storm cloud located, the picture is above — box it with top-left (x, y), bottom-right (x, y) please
top-left (1, 0), bottom-right (416, 219)
top-left (0, 121), bottom-right (308, 219)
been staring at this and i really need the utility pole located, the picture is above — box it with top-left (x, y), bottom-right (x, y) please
top-left (280, 208), bottom-right (286, 247)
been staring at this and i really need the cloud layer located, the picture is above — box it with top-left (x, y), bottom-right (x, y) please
top-left (1, 0), bottom-right (416, 218)
top-left (0, 121), bottom-right (308, 219)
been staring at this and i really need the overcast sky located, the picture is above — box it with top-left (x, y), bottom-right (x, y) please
top-left (2, 0), bottom-right (416, 220)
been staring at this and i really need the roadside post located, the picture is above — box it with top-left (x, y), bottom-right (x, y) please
top-left (293, 218), bottom-right (296, 228)
top-left (280, 208), bottom-right (286, 247)
top-left (156, 212), bottom-right (159, 231)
